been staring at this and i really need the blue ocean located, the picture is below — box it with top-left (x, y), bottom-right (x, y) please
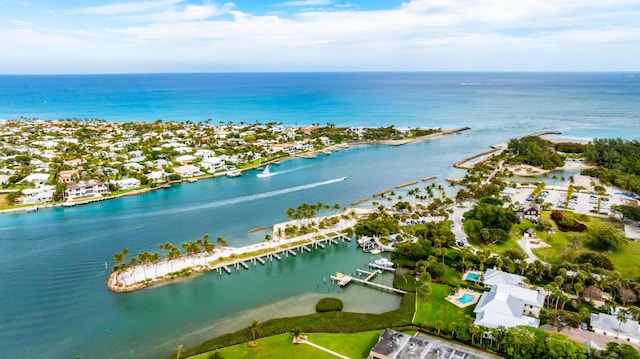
top-left (0, 73), bottom-right (639, 359)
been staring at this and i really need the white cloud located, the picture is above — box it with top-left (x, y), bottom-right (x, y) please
top-left (11, 20), bottom-right (32, 26)
top-left (74, 0), bottom-right (183, 16)
top-left (274, 0), bottom-right (332, 7)
top-left (3, 0), bottom-right (640, 72)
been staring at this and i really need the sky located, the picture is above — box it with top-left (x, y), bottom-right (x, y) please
top-left (1, 0), bottom-right (639, 74)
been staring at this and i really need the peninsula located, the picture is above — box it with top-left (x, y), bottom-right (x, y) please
top-left (0, 118), bottom-right (468, 213)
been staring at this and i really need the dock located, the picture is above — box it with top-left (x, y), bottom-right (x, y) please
top-left (301, 246), bottom-right (311, 252)
top-left (328, 238), bottom-right (338, 245)
top-left (239, 261), bottom-right (249, 269)
top-left (316, 242), bottom-right (325, 249)
top-left (272, 253), bottom-right (281, 261)
top-left (287, 249), bottom-right (297, 256)
top-left (331, 274), bottom-right (406, 295)
top-left (256, 257), bottom-right (266, 265)
top-left (222, 265), bottom-right (231, 274)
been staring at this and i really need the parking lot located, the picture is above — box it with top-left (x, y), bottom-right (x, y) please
top-left (511, 186), bottom-right (624, 218)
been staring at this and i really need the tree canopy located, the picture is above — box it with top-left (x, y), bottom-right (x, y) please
top-left (463, 197), bottom-right (519, 245)
top-left (507, 136), bottom-right (565, 170)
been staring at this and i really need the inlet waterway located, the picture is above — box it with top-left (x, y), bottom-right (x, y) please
top-left (1, 73), bottom-right (639, 358)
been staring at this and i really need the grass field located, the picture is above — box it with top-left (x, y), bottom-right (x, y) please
top-left (188, 334), bottom-right (336, 359)
top-left (189, 331), bottom-right (384, 359)
top-left (307, 330), bottom-right (383, 359)
top-left (611, 241), bottom-right (640, 278)
top-left (413, 283), bottom-right (474, 326)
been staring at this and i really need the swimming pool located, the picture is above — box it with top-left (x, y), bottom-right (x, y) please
top-left (465, 272), bottom-right (480, 282)
top-left (458, 293), bottom-right (475, 304)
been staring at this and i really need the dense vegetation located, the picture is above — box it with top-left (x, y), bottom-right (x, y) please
top-left (507, 136), bottom-right (565, 170)
top-left (583, 138), bottom-right (640, 194)
top-left (554, 141), bottom-right (588, 154)
top-left (354, 211), bottom-right (400, 237)
top-left (315, 298), bottom-right (343, 313)
top-left (463, 197), bottom-right (520, 245)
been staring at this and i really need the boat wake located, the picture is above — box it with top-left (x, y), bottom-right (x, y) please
top-left (134, 177), bottom-right (348, 218)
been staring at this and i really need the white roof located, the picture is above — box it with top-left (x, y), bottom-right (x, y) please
top-left (483, 268), bottom-right (525, 287)
top-left (493, 284), bottom-right (545, 307)
top-left (591, 313), bottom-right (640, 339)
top-left (175, 154), bottom-right (197, 162)
top-left (23, 173), bottom-right (50, 182)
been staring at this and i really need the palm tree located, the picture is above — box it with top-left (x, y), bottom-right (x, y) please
top-left (217, 237), bottom-right (227, 248)
top-left (149, 252), bottom-right (160, 278)
top-left (435, 320), bottom-right (445, 335)
top-left (176, 344), bottom-right (183, 359)
top-left (249, 320), bottom-right (260, 342)
top-left (617, 309), bottom-right (629, 338)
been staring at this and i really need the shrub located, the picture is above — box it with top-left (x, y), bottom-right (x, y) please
top-left (315, 298), bottom-right (344, 313)
top-left (503, 248), bottom-right (526, 261)
top-left (550, 211), bottom-right (587, 232)
top-left (573, 251), bottom-right (614, 270)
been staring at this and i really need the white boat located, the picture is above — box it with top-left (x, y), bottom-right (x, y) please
top-left (321, 149), bottom-right (332, 155)
top-left (374, 258), bottom-right (394, 268)
top-left (340, 176), bottom-right (347, 181)
top-left (226, 171), bottom-right (241, 178)
top-left (256, 165), bottom-right (273, 178)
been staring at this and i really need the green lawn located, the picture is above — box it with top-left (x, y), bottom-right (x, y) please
top-left (413, 283), bottom-right (474, 326)
top-left (611, 241), bottom-right (640, 278)
top-left (442, 266), bottom-right (464, 287)
top-left (307, 330), bottom-right (383, 359)
top-left (188, 334), bottom-right (336, 359)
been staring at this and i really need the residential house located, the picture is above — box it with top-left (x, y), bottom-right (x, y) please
top-left (21, 186), bottom-right (55, 204)
top-left (474, 269), bottom-right (545, 329)
top-left (175, 154), bottom-right (197, 164)
top-left (58, 170), bottom-right (79, 183)
top-left (591, 313), bottom-right (640, 344)
top-left (194, 149), bottom-right (215, 158)
top-left (145, 171), bottom-right (167, 183)
top-left (22, 173), bottom-right (50, 186)
top-left (0, 174), bottom-right (9, 185)
top-left (174, 165), bottom-right (202, 178)
top-left (518, 205), bottom-right (541, 222)
top-left (65, 181), bottom-right (109, 200)
top-left (64, 158), bottom-right (84, 167)
top-left (201, 157), bottom-right (224, 172)
top-left (115, 178), bottom-right (141, 190)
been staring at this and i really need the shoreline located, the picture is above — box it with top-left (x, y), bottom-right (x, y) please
top-left (0, 127), bottom-right (465, 216)
top-left (107, 209), bottom-right (369, 293)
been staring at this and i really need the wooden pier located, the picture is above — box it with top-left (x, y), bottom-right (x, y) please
top-left (330, 274), bottom-right (406, 295)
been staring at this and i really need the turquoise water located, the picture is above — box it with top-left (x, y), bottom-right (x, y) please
top-left (458, 294), bottom-right (475, 304)
top-left (465, 273), bottom-right (481, 282)
top-left (1, 73), bottom-right (639, 358)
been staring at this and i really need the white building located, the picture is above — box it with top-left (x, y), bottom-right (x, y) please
top-left (474, 269), bottom-right (545, 329)
top-left (591, 313), bottom-right (640, 344)
top-left (21, 186), bottom-right (55, 204)
top-left (175, 154), bottom-right (197, 164)
top-left (115, 178), bottom-right (141, 190)
top-left (201, 157), bottom-right (224, 172)
top-left (22, 173), bottom-right (50, 186)
top-left (65, 181), bottom-right (109, 199)
top-left (174, 165), bottom-right (201, 178)
top-left (194, 149), bottom-right (215, 158)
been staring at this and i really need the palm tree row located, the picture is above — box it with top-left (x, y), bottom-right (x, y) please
top-left (112, 233), bottom-right (225, 283)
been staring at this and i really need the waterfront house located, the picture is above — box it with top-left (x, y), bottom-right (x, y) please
top-left (21, 186), bottom-right (55, 204)
top-left (474, 269), bottom-right (545, 329)
top-left (201, 157), bottom-right (225, 172)
top-left (590, 313), bottom-right (640, 344)
top-left (174, 165), bottom-right (202, 178)
top-left (115, 178), bottom-right (141, 190)
top-left (65, 181), bottom-right (109, 200)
